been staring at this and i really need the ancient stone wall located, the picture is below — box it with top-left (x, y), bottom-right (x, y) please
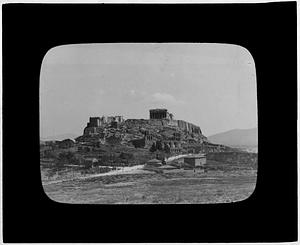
top-left (176, 120), bottom-right (201, 134)
top-left (148, 119), bottom-right (163, 126)
top-left (84, 126), bottom-right (103, 135)
top-left (167, 119), bottom-right (178, 127)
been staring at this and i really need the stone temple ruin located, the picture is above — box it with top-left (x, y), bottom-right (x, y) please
top-left (149, 108), bottom-right (202, 134)
top-left (84, 116), bottom-right (124, 135)
top-left (149, 108), bottom-right (173, 120)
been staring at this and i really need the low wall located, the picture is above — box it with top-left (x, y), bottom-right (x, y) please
top-left (206, 152), bottom-right (258, 166)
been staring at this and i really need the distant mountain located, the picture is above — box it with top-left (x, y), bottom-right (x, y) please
top-left (208, 128), bottom-right (258, 147)
top-left (41, 133), bottom-right (79, 141)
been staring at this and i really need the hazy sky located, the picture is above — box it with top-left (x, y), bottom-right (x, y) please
top-left (40, 43), bottom-right (257, 137)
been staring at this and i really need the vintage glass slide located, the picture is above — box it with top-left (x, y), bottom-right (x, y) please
top-left (40, 43), bottom-right (257, 204)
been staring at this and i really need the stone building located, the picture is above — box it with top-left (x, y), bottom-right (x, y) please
top-left (83, 115), bottom-right (125, 135)
top-left (87, 117), bottom-right (101, 127)
top-left (84, 117), bottom-right (103, 135)
top-left (149, 109), bottom-right (172, 120)
top-left (87, 116), bottom-right (124, 127)
top-left (184, 154), bottom-right (206, 168)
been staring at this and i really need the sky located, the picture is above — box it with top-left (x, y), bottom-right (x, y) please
top-left (40, 43), bottom-right (257, 138)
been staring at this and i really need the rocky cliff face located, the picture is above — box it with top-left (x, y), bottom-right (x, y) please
top-left (76, 118), bottom-right (208, 151)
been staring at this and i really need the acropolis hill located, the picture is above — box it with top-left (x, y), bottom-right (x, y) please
top-left (75, 108), bottom-right (228, 154)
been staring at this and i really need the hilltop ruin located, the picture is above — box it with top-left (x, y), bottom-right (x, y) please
top-left (74, 109), bottom-right (229, 154)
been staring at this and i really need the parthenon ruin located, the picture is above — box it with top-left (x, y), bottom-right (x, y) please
top-left (149, 109), bottom-right (173, 120)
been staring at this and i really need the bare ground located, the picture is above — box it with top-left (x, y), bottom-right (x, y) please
top-left (42, 168), bottom-right (257, 204)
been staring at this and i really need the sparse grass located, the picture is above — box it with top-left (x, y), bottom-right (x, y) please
top-left (43, 167), bottom-right (257, 204)
top-left (42, 158), bottom-right (257, 204)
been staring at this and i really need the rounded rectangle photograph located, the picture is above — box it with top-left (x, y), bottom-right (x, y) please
top-left (40, 43), bottom-right (257, 204)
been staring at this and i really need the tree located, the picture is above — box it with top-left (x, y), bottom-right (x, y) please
top-left (120, 152), bottom-right (134, 159)
top-left (164, 144), bottom-right (171, 154)
top-left (44, 150), bottom-right (56, 159)
top-left (150, 142), bottom-right (157, 152)
top-left (119, 152), bottom-right (134, 165)
top-left (156, 141), bottom-right (163, 151)
top-left (57, 151), bottom-right (78, 165)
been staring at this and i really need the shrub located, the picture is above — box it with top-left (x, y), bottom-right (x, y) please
top-left (156, 141), bottom-right (163, 151)
top-left (119, 152), bottom-right (134, 160)
top-left (43, 150), bottom-right (56, 159)
top-left (164, 144), bottom-right (171, 154)
top-left (57, 151), bottom-right (79, 165)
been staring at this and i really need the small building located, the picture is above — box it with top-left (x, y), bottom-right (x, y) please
top-left (184, 154), bottom-right (206, 168)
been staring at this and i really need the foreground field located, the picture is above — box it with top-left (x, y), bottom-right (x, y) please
top-left (43, 167), bottom-right (257, 204)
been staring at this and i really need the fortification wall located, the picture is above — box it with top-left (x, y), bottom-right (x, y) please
top-left (125, 119), bottom-right (150, 126)
top-left (125, 118), bottom-right (202, 134)
top-left (177, 120), bottom-right (201, 134)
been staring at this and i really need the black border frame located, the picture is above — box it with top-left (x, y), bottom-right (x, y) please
top-left (2, 2), bottom-right (297, 243)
